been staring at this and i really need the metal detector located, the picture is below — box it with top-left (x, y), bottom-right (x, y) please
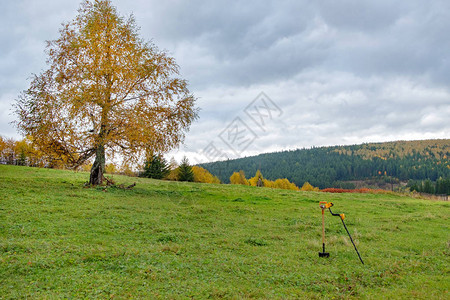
top-left (319, 201), bottom-right (364, 264)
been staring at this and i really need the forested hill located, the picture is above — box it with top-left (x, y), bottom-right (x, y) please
top-left (200, 139), bottom-right (450, 189)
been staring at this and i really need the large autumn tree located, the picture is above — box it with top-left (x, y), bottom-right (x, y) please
top-left (14, 0), bottom-right (198, 185)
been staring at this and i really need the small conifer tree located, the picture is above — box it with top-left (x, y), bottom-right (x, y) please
top-left (177, 156), bottom-right (194, 182)
top-left (142, 154), bottom-right (170, 179)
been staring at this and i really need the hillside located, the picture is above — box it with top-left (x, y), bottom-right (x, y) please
top-left (201, 139), bottom-right (450, 189)
top-left (0, 165), bottom-right (449, 298)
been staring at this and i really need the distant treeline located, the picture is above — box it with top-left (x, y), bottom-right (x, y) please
top-left (407, 178), bottom-right (450, 195)
top-left (200, 139), bottom-right (450, 191)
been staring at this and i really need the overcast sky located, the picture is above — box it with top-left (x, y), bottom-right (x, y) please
top-left (1, 0), bottom-right (449, 163)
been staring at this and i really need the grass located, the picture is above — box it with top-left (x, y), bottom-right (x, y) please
top-left (0, 165), bottom-right (449, 299)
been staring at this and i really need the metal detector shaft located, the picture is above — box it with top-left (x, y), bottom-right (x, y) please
top-left (329, 208), bottom-right (364, 265)
top-left (322, 208), bottom-right (326, 248)
top-left (319, 202), bottom-right (329, 257)
top-left (339, 217), bottom-right (364, 265)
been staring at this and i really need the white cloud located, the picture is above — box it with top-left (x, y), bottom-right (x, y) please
top-left (1, 0), bottom-right (449, 163)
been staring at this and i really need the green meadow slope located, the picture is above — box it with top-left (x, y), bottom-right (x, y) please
top-left (0, 165), bottom-right (449, 299)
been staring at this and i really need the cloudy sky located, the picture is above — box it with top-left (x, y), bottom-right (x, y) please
top-left (1, 0), bottom-right (449, 163)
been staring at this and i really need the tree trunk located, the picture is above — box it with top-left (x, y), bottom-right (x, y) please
top-left (89, 143), bottom-right (105, 185)
top-left (90, 105), bottom-right (108, 185)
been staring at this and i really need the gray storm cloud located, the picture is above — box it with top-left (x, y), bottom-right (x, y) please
top-left (1, 0), bottom-right (449, 161)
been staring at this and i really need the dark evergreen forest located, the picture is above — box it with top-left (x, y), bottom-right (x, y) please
top-left (200, 140), bottom-right (450, 193)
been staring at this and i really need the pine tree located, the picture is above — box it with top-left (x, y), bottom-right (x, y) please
top-left (178, 156), bottom-right (194, 182)
top-left (142, 154), bottom-right (170, 179)
top-left (423, 179), bottom-right (435, 194)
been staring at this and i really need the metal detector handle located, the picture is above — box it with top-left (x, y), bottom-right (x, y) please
top-left (320, 202), bottom-right (333, 208)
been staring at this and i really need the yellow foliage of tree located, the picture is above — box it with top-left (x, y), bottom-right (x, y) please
top-left (105, 163), bottom-right (118, 174)
top-left (119, 163), bottom-right (136, 177)
top-left (273, 178), bottom-right (299, 190)
top-left (14, 138), bottom-right (32, 166)
top-left (263, 179), bottom-right (275, 188)
top-left (164, 157), bottom-right (179, 181)
top-left (165, 169), bottom-right (178, 181)
top-left (192, 166), bottom-right (221, 184)
top-left (301, 182), bottom-right (320, 191)
top-left (0, 136), bottom-right (47, 167)
top-left (248, 170), bottom-right (264, 187)
top-left (14, 0), bottom-right (198, 185)
top-left (229, 170), bottom-right (298, 190)
top-left (81, 163), bottom-right (93, 172)
top-left (0, 136), bottom-right (15, 164)
top-left (17, 136), bottom-right (54, 167)
top-left (0, 136), bottom-right (5, 156)
top-left (230, 170), bottom-right (249, 185)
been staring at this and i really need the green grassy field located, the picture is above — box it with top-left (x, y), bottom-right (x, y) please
top-left (0, 165), bottom-right (449, 299)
